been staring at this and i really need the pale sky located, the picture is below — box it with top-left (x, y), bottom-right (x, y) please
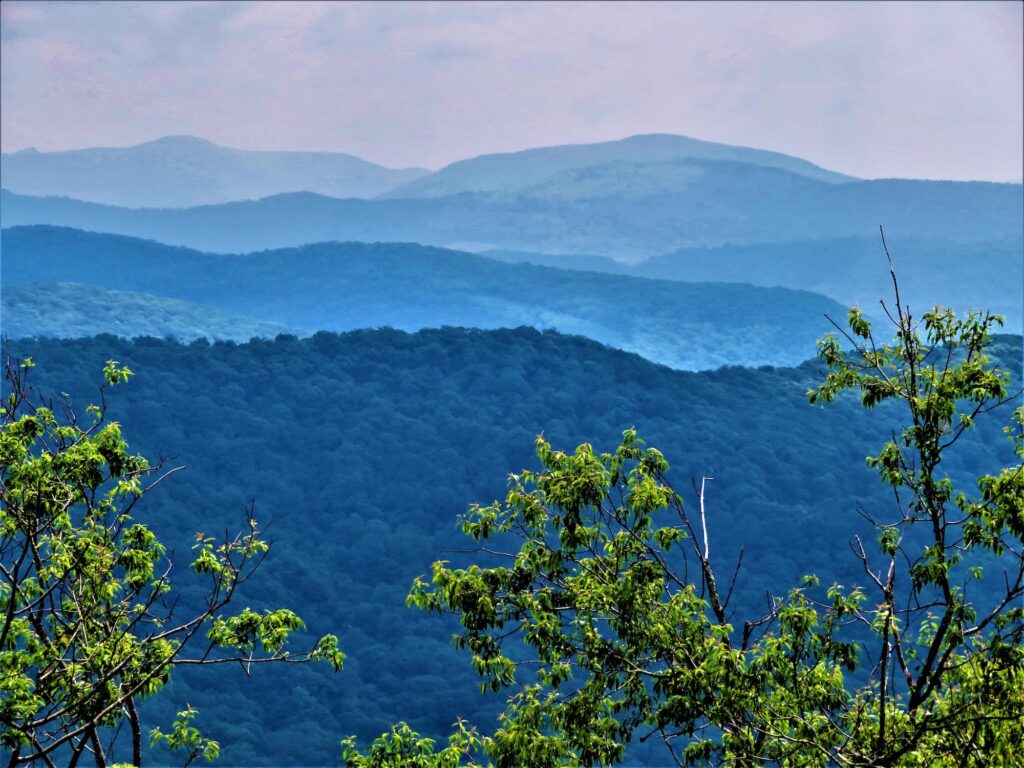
top-left (1, 1), bottom-right (1022, 181)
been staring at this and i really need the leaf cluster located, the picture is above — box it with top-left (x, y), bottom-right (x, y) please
top-left (354, 283), bottom-right (1024, 766)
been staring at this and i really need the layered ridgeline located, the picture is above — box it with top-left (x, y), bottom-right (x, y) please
top-left (3, 177), bottom-right (1016, 257)
top-left (0, 135), bottom-right (428, 207)
top-left (1, 226), bottom-right (850, 370)
top-left (0, 132), bottom-right (850, 210)
top-left (3, 135), bottom-right (1020, 256)
top-left (4, 328), bottom-right (1019, 765)
top-left (488, 236), bottom-right (1024, 333)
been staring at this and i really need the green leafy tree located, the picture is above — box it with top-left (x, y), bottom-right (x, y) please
top-left (0, 359), bottom-right (344, 767)
top-left (357, 272), bottom-right (1023, 766)
top-left (341, 720), bottom-right (486, 768)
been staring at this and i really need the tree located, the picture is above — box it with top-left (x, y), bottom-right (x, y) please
top-left (356, 274), bottom-right (1023, 766)
top-left (0, 359), bottom-right (344, 767)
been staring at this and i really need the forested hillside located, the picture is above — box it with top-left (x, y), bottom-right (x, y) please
top-left (1, 226), bottom-right (850, 370)
top-left (1, 282), bottom-right (290, 341)
top-left (4, 328), bottom-right (1019, 765)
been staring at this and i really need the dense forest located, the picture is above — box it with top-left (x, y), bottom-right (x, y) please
top-left (4, 328), bottom-right (1019, 764)
top-left (2, 226), bottom-right (851, 370)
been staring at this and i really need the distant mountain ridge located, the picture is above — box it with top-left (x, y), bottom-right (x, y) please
top-left (1, 133), bottom-right (855, 211)
top-left (382, 133), bottom-right (856, 199)
top-left (0, 225), bottom-right (851, 370)
top-left (3, 164), bottom-right (1019, 256)
top-left (3, 133), bottom-right (1019, 258)
top-left (0, 135), bottom-right (429, 207)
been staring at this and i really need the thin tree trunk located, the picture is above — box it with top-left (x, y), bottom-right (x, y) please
top-left (89, 727), bottom-right (107, 768)
top-left (126, 695), bottom-right (143, 766)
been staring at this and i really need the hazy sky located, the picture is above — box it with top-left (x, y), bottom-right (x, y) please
top-left (2, 1), bottom-right (1022, 180)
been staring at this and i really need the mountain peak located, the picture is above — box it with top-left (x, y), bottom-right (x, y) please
top-left (134, 135), bottom-right (219, 150)
top-left (601, 133), bottom-right (712, 146)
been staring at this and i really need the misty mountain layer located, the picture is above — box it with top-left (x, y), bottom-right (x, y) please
top-left (486, 237), bottom-right (1024, 333)
top-left (2, 225), bottom-right (849, 370)
top-left (4, 163), bottom-right (1018, 257)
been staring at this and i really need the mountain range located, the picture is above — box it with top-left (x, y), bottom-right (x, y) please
top-left (4, 133), bottom-right (1019, 258)
top-left (1, 133), bottom-right (851, 210)
top-left (2, 128), bottom-right (1022, 767)
top-left (2, 131), bottom-right (1020, 362)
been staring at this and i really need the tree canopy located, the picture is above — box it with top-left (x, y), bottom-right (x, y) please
top-left (351, 295), bottom-right (1024, 766)
top-left (2, 323), bottom-right (1019, 764)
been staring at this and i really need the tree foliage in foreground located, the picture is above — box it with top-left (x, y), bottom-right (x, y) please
top-left (0, 360), bottom-right (344, 767)
top-left (350, 293), bottom-right (1024, 766)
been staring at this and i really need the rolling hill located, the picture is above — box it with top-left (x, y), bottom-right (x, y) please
top-left (0, 135), bottom-right (428, 207)
top-left (380, 133), bottom-right (856, 198)
top-left (0, 225), bottom-right (850, 370)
